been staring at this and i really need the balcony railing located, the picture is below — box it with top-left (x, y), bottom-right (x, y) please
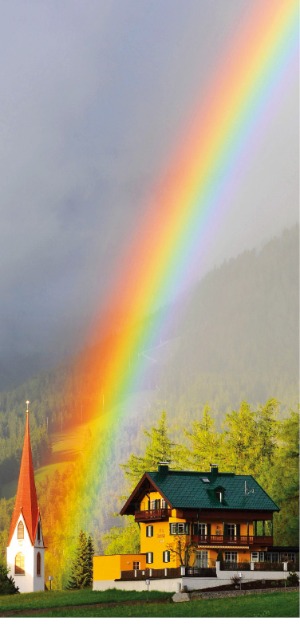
top-left (191, 534), bottom-right (273, 547)
top-left (135, 508), bottom-right (172, 522)
top-left (119, 566), bottom-right (217, 580)
top-left (119, 567), bottom-right (181, 581)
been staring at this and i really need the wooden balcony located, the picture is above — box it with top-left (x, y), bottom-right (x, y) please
top-left (191, 534), bottom-right (273, 547)
top-left (135, 508), bottom-right (172, 522)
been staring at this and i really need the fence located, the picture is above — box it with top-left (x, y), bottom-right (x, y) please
top-left (220, 560), bottom-right (299, 572)
top-left (119, 565), bottom-right (217, 580)
top-left (220, 562), bottom-right (251, 571)
top-left (119, 568), bottom-right (182, 581)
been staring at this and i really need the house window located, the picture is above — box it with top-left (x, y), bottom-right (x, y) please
top-left (195, 551), bottom-right (208, 569)
top-left (225, 552), bottom-right (238, 563)
top-left (163, 550), bottom-right (170, 563)
top-left (15, 552), bottom-right (25, 575)
top-left (170, 522), bottom-right (189, 535)
top-left (37, 552), bottom-right (41, 576)
top-left (215, 490), bottom-right (223, 503)
top-left (133, 561), bottom-right (140, 570)
top-left (224, 524), bottom-right (236, 539)
top-left (265, 552), bottom-right (279, 563)
top-left (17, 521), bottom-right (24, 540)
top-left (251, 552), bottom-right (265, 562)
top-left (146, 525), bottom-right (153, 537)
top-left (193, 523), bottom-right (207, 537)
top-left (146, 552), bottom-right (153, 564)
top-left (161, 499), bottom-right (167, 508)
top-left (150, 499), bottom-right (160, 510)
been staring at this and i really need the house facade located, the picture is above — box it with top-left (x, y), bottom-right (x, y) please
top-left (94, 463), bottom-right (292, 584)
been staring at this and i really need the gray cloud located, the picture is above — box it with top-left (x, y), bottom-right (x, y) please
top-left (0, 1), bottom-right (298, 375)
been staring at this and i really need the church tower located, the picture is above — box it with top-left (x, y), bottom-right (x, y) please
top-left (6, 401), bottom-right (45, 592)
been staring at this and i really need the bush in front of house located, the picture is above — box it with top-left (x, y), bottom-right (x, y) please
top-left (286, 572), bottom-right (299, 587)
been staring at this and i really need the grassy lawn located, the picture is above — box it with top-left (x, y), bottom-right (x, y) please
top-left (0, 588), bottom-right (172, 613)
top-left (0, 589), bottom-right (298, 618)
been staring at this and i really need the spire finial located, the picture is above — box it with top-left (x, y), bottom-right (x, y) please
top-left (26, 400), bottom-right (30, 413)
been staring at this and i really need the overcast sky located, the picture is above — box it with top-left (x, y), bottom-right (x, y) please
top-left (0, 0), bottom-right (298, 371)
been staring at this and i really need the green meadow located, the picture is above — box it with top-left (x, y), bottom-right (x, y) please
top-left (0, 589), bottom-right (298, 618)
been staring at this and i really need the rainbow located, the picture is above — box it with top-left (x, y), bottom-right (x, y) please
top-left (50, 1), bottom-right (299, 539)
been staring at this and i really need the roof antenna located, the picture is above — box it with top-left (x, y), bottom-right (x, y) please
top-left (245, 481), bottom-right (254, 495)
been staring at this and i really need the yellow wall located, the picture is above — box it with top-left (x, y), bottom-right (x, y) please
top-left (140, 491), bottom-right (188, 570)
top-left (93, 554), bottom-right (146, 581)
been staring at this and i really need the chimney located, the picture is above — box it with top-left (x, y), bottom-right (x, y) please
top-left (210, 463), bottom-right (218, 478)
top-left (158, 462), bottom-right (169, 475)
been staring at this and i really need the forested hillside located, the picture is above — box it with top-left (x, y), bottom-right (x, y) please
top-left (0, 227), bottom-right (298, 585)
top-left (155, 226), bottom-right (299, 423)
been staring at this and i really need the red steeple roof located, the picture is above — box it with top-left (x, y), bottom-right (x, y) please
top-left (8, 402), bottom-right (40, 545)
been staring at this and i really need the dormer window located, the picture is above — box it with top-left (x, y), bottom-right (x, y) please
top-left (17, 521), bottom-right (24, 539)
top-left (215, 486), bottom-right (225, 503)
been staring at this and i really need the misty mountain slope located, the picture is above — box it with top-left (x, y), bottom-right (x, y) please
top-left (155, 226), bottom-right (299, 422)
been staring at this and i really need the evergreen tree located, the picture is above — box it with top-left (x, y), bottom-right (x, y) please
top-left (103, 412), bottom-right (178, 554)
top-left (267, 409), bottom-right (299, 545)
top-left (66, 530), bottom-right (94, 589)
top-left (222, 399), bottom-right (279, 477)
top-left (180, 404), bottom-right (222, 470)
top-left (120, 411), bottom-right (177, 491)
top-left (0, 562), bottom-right (19, 594)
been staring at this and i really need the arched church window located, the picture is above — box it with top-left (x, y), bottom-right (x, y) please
top-left (15, 552), bottom-right (25, 575)
top-left (37, 522), bottom-right (41, 542)
top-left (17, 521), bottom-right (24, 539)
top-left (37, 552), bottom-right (41, 576)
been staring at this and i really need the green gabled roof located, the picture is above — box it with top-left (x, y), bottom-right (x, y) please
top-left (144, 469), bottom-right (280, 512)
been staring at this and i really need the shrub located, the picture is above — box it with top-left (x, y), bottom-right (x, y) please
top-left (0, 562), bottom-right (19, 595)
top-left (286, 572), bottom-right (299, 587)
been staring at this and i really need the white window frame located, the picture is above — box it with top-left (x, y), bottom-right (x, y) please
top-left (146, 525), bottom-right (153, 537)
top-left (170, 522), bottom-right (189, 535)
top-left (146, 552), bottom-right (153, 564)
top-left (163, 550), bottom-right (170, 563)
top-left (251, 552), bottom-right (265, 562)
top-left (225, 551), bottom-right (238, 563)
top-left (133, 561), bottom-right (140, 570)
top-left (193, 523), bottom-right (207, 536)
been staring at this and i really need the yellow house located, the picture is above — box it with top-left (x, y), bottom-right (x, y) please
top-left (94, 463), bottom-right (282, 582)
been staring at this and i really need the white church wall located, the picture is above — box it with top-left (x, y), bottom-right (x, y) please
top-left (6, 515), bottom-right (45, 593)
